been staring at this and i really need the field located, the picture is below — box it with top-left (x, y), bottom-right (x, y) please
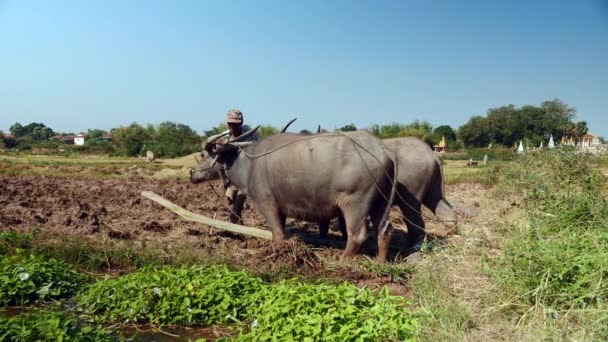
top-left (1, 151), bottom-right (606, 340)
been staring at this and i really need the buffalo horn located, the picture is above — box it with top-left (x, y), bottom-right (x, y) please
top-left (231, 125), bottom-right (261, 143)
top-left (280, 118), bottom-right (297, 133)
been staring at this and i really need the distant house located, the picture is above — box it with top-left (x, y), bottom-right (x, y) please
top-left (74, 133), bottom-right (87, 146)
top-left (101, 134), bottom-right (112, 142)
top-left (51, 134), bottom-right (76, 144)
top-left (2, 133), bottom-right (13, 139)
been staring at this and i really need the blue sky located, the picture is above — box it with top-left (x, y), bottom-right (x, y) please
top-left (1, 0), bottom-right (607, 136)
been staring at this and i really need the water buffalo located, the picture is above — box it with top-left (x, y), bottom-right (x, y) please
top-left (199, 127), bottom-right (398, 260)
top-left (319, 136), bottom-right (456, 248)
top-left (191, 134), bottom-right (456, 248)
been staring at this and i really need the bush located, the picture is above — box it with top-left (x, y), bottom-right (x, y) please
top-left (494, 150), bottom-right (608, 313)
top-left (0, 311), bottom-right (120, 341)
top-left (0, 252), bottom-right (84, 305)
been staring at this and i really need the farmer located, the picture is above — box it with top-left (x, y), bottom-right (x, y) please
top-left (222, 109), bottom-right (258, 223)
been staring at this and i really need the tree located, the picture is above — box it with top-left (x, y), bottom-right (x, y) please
top-left (32, 126), bottom-right (53, 142)
top-left (458, 99), bottom-right (581, 147)
top-left (338, 123), bottom-right (357, 132)
top-left (9, 123), bottom-right (26, 138)
top-left (433, 125), bottom-right (456, 142)
top-left (574, 121), bottom-right (588, 142)
top-left (87, 129), bottom-right (107, 139)
top-left (149, 121), bottom-right (200, 158)
top-left (299, 129), bottom-right (312, 135)
top-left (458, 115), bottom-right (490, 147)
top-left (258, 125), bottom-right (279, 139)
top-left (203, 123), bottom-right (228, 138)
top-left (111, 123), bottom-right (151, 157)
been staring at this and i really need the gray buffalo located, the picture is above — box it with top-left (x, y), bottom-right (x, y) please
top-left (197, 127), bottom-right (398, 260)
top-left (191, 134), bottom-right (455, 248)
top-left (319, 136), bottom-right (456, 248)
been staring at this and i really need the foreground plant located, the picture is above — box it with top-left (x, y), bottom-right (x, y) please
top-left (79, 265), bottom-right (264, 326)
top-left (494, 150), bottom-right (608, 337)
top-left (0, 252), bottom-right (84, 305)
top-left (80, 265), bottom-right (418, 341)
top-left (0, 310), bottom-right (121, 341)
top-left (236, 281), bottom-right (417, 341)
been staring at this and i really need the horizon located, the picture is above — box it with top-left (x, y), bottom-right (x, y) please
top-left (1, 1), bottom-right (607, 137)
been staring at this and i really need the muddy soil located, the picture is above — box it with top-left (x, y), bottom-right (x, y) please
top-left (0, 173), bottom-right (484, 291)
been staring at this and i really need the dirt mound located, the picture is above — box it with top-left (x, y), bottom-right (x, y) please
top-left (257, 240), bottom-right (322, 271)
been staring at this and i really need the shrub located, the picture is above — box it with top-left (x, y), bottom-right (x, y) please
top-left (0, 252), bottom-right (84, 305)
top-left (494, 150), bottom-right (608, 313)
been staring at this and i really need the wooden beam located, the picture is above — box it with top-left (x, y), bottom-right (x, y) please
top-left (141, 191), bottom-right (273, 240)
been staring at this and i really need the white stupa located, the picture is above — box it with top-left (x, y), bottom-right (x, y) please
top-left (539, 141), bottom-right (544, 149)
top-left (548, 135), bottom-right (555, 149)
top-left (518, 140), bottom-right (524, 154)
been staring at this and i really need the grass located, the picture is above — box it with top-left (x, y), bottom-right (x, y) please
top-left (0, 154), bottom-right (181, 179)
top-left (488, 150), bottom-right (608, 339)
top-left (442, 160), bottom-right (501, 185)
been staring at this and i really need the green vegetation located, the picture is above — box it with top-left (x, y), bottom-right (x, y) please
top-left (499, 151), bottom-right (608, 308)
top-left (0, 252), bottom-right (84, 306)
top-left (79, 265), bottom-right (264, 325)
top-left (459, 99), bottom-right (587, 148)
top-left (370, 121), bottom-right (436, 145)
top-left (0, 311), bottom-right (120, 341)
top-left (239, 281), bottom-right (416, 341)
top-left (111, 121), bottom-right (200, 158)
top-left (492, 150), bottom-right (608, 337)
top-left (79, 265), bottom-right (417, 341)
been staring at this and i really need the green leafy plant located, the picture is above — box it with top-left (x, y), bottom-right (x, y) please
top-left (79, 265), bottom-right (418, 340)
top-left (237, 281), bottom-right (417, 341)
top-left (0, 252), bottom-right (84, 305)
top-left (0, 310), bottom-right (121, 341)
top-left (78, 265), bottom-right (265, 326)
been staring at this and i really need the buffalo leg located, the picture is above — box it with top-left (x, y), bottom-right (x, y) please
top-left (319, 220), bottom-right (330, 239)
top-left (338, 215), bottom-right (347, 240)
top-left (258, 205), bottom-right (285, 242)
top-left (229, 193), bottom-right (247, 225)
top-left (370, 202), bottom-right (393, 262)
top-left (341, 208), bottom-right (369, 258)
top-left (397, 199), bottom-right (426, 249)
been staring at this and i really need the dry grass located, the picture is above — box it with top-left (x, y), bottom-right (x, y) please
top-left (412, 182), bottom-right (558, 341)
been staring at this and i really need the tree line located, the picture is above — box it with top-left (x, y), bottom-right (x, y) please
top-left (1, 98), bottom-right (597, 157)
top-left (458, 99), bottom-right (590, 147)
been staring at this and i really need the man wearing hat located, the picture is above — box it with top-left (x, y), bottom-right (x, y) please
top-left (220, 109), bottom-right (258, 224)
top-left (223, 109), bottom-right (259, 142)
